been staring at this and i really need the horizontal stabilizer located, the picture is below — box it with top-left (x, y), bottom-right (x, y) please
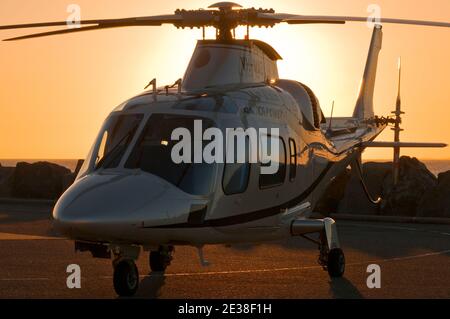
top-left (361, 141), bottom-right (447, 148)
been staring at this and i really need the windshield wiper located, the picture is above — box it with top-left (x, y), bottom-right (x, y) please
top-left (176, 162), bottom-right (192, 187)
top-left (95, 127), bottom-right (137, 170)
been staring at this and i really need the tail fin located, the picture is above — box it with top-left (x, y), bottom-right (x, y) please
top-left (353, 25), bottom-right (383, 119)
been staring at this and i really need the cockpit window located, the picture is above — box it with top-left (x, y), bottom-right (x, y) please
top-left (125, 114), bottom-right (216, 196)
top-left (94, 114), bottom-right (143, 170)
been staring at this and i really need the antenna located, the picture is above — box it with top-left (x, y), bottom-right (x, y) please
top-left (144, 78), bottom-right (157, 101)
top-left (391, 57), bottom-right (405, 185)
top-left (328, 100), bottom-right (335, 132)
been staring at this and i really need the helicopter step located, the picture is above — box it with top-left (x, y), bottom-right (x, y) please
top-left (291, 217), bottom-right (345, 278)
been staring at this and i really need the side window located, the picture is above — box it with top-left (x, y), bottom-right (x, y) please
top-left (289, 139), bottom-right (297, 181)
top-left (223, 137), bottom-right (250, 195)
top-left (259, 136), bottom-right (286, 189)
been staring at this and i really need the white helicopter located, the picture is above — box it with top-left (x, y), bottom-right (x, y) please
top-left (1, 2), bottom-right (448, 297)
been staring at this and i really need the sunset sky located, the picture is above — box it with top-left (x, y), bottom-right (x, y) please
top-left (0, 0), bottom-right (449, 160)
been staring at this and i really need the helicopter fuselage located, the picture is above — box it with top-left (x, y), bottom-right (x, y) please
top-left (52, 83), bottom-right (383, 247)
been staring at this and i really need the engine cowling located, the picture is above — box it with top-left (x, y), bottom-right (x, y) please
top-left (275, 79), bottom-right (323, 129)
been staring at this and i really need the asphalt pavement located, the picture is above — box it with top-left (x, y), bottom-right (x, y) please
top-left (0, 203), bottom-right (449, 299)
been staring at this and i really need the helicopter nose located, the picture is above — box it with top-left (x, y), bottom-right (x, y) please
top-left (52, 172), bottom-right (183, 240)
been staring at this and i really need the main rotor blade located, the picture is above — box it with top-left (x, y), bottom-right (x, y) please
top-left (265, 13), bottom-right (450, 28)
top-left (3, 25), bottom-right (128, 41)
top-left (2, 8), bottom-right (448, 42)
top-left (0, 14), bottom-right (183, 30)
top-left (256, 13), bottom-right (346, 25)
top-left (0, 14), bottom-right (185, 41)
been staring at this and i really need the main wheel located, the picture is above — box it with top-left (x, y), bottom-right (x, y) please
top-left (327, 248), bottom-right (345, 278)
top-left (113, 259), bottom-right (139, 297)
top-left (149, 247), bottom-right (173, 272)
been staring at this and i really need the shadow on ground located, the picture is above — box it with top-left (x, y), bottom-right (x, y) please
top-left (133, 272), bottom-right (167, 299)
top-left (329, 277), bottom-right (364, 299)
top-left (226, 222), bottom-right (450, 261)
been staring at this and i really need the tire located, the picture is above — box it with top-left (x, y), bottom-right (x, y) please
top-left (327, 248), bottom-right (345, 278)
top-left (113, 259), bottom-right (139, 297)
top-left (149, 251), bottom-right (169, 272)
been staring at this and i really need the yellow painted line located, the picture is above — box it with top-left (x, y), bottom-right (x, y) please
top-left (99, 249), bottom-right (450, 280)
top-left (0, 232), bottom-right (62, 240)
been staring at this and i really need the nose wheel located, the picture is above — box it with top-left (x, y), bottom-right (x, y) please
top-left (113, 259), bottom-right (139, 297)
top-left (149, 246), bottom-right (174, 272)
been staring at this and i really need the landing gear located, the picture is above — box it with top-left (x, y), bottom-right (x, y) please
top-left (327, 248), bottom-right (345, 277)
top-left (318, 230), bottom-right (345, 278)
top-left (149, 246), bottom-right (174, 272)
top-left (291, 217), bottom-right (345, 278)
top-left (113, 259), bottom-right (139, 297)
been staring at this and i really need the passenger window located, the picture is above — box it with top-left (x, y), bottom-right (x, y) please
top-left (259, 136), bottom-right (286, 189)
top-left (223, 137), bottom-right (251, 195)
top-left (289, 139), bottom-right (297, 181)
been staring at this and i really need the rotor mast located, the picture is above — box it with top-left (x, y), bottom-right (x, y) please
top-left (211, 2), bottom-right (240, 41)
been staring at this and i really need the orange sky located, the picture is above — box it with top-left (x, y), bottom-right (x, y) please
top-left (0, 0), bottom-right (449, 160)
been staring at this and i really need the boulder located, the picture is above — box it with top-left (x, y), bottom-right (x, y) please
top-left (381, 157), bottom-right (436, 217)
top-left (417, 171), bottom-right (450, 218)
top-left (0, 165), bottom-right (15, 197)
top-left (11, 162), bottom-right (71, 199)
top-left (334, 156), bottom-right (437, 216)
top-left (337, 162), bottom-right (391, 215)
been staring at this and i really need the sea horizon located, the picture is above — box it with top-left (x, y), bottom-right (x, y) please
top-left (1, 158), bottom-right (449, 176)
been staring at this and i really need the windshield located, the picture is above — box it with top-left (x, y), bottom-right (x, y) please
top-left (94, 114), bottom-right (144, 170)
top-left (125, 114), bottom-right (217, 196)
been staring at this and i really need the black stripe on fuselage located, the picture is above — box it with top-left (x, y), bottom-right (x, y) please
top-left (143, 162), bottom-right (334, 229)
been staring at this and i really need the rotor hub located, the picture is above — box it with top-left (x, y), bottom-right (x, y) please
top-left (174, 2), bottom-right (276, 40)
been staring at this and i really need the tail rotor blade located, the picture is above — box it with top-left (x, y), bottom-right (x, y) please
top-left (397, 57), bottom-right (402, 106)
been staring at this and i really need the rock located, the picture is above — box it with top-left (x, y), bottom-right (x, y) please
top-left (11, 162), bottom-right (71, 199)
top-left (417, 171), bottom-right (450, 218)
top-left (337, 162), bottom-right (392, 215)
top-left (61, 159), bottom-right (85, 191)
top-left (381, 157), bottom-right (436, 217)
top-left (335, 156), bottom-right (437, 217)
top-left (0, 166), bottom-right (15, 197)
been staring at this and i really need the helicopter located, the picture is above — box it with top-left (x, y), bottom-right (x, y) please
top-left (1, 2), bottom-right (448, 297)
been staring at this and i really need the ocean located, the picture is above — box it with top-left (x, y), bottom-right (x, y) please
top-left (1, 159), bottom-right (449, 176)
